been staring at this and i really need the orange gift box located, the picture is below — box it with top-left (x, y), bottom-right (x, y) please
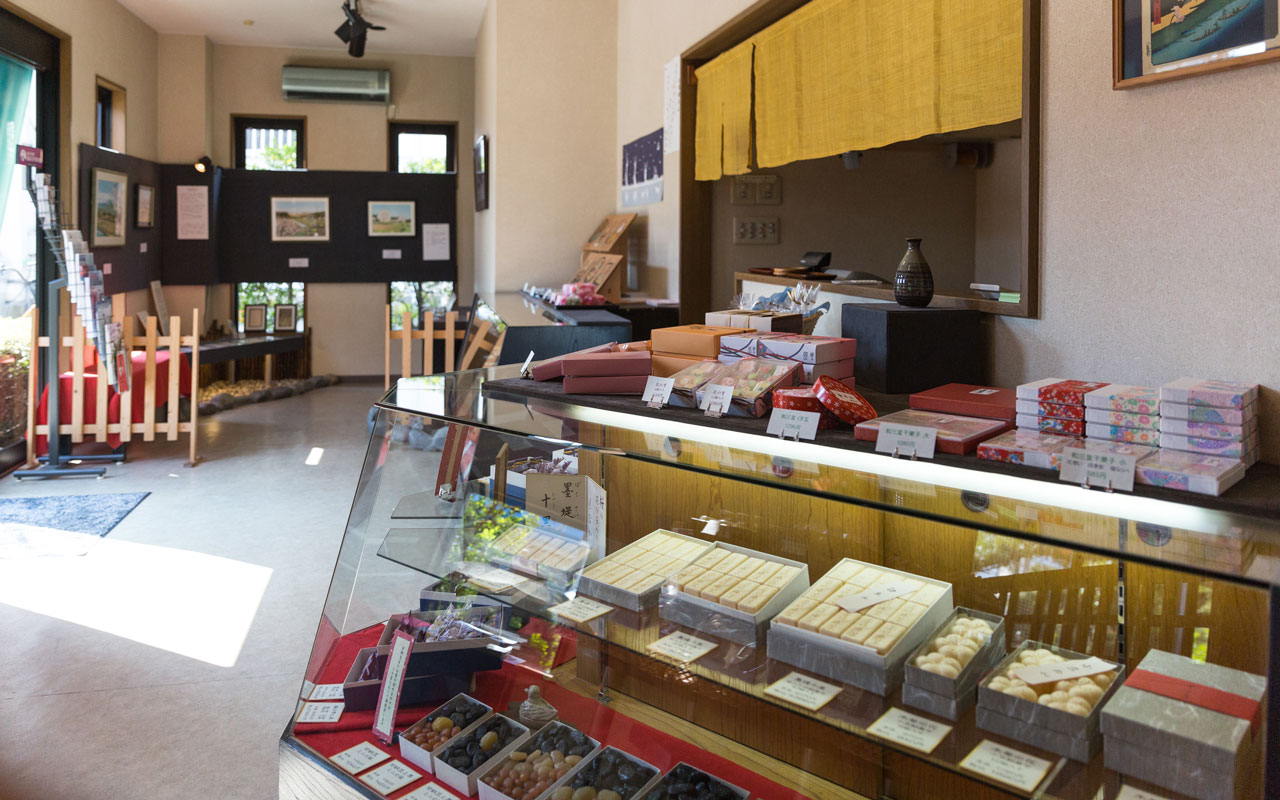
top-left (650, 325), bottom-right (752, 358)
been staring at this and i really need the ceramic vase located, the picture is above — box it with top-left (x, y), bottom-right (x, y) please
top-left (894, 237), bottom-right (934, 308)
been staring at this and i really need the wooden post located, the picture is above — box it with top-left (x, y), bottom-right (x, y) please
top-left (494, 443), bottom-right (510, 505)
top-left (187, 308), bottom-right (200, 467)
top-left (94, 336), bottom-right (109, 441)
top-left (25, 308), bottom-right (38, 467)
top-left (143, 315), bottom-right (158, 441)
top-left (264, 353), bottom-right (273, 383)
top-left (165, 315), bottom-right (180, 441)
top-left (444, 311), bottom-right (457, 373)
top-left (383, 304), bottom-right (391, 390)
top-left (422, 315), bottom-right (434, 377)
top-left (460, 320), bottom-right (492, 370)
top-left (70, 314), bottom-right (85, 442)
top-left (399, 311), bottom-right (412, 382)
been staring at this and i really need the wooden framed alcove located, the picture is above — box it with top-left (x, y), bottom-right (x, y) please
top-left (677, 0), bottom-right (1043, 323)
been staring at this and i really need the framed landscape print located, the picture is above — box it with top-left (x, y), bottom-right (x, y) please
top-left (92, 168), bottom-right (128, 247)
top-left (1115, 0), bottom-right (1280, 88)
top-left (244, 304), bottom-right (268, 332)
top-left (135, 184), bottom-right (155, 228)
top-left (273, 304), bottom-right (297, 333)
top-left (367, 201), bottom-right (415, 236)
top-left (271, 196), bottom-right (329, 242)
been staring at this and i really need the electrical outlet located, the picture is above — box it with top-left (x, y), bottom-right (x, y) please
top-left (730, 177), bottom-right (755, 205)
top-left (755, 175), bottom-right (781, 204)
top-left (732, 216), bottom-right (780, 245)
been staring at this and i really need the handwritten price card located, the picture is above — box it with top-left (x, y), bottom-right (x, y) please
top-left (647, 631), bottom-right (717, 664)
top-left (866, 708), bottom-right (952, 754)
top-left (330, 741), bottom-right (391, 774)
top-left (834, 581), bottom-right (916, 614)
top-left (371, 630), bottom-right (414, 744)
top-left (764, 671), bottom-right (843, 712)
top-left (959, 740), bottom-right (1053, 793)
top-left (548, 596), bottom-right (613, 624)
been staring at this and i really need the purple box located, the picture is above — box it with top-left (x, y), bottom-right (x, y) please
top-left (1161, 432), bottom-right (1258, 461)
top-left (1162, 401), bottom-right (1255, 425)
top-left (1159, 416), bottom-right (1257, 442)
top-left (1161, 377), bottom-right (1258, 410)
top-left (1135, 450), bottom-right (1247, 496)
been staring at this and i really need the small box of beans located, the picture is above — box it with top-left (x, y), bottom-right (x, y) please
top-left (435, 714), bottom-right (533, 796)
top-left (542, 746), bottom-right (661, 800)
top-left (477, 720), bottom-right (601, 800)
top-left (640, 762), bottom-right (748, 800)
top-left (398, 693), bottom-right (493, 774)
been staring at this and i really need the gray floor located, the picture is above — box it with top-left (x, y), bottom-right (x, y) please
top-left (0, 385), bottom-right (385, 800)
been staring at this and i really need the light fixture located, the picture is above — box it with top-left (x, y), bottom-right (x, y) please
top-left (335, 0), bottom-right (385, 59)
top-left (194, 156), bottom-right (212, 173)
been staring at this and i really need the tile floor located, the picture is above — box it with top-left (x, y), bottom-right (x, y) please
top-left (0, 384), bottom-right (385, 800)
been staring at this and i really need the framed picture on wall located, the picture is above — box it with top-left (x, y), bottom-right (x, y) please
top-left (367, 201), bottom-right (415, 236)
top-left (271, 196), bottom-right (330, 242)
top-left (1114, 0), bottom-right (1280, 88)
top-left (135, 184), bottom-right (155, 228)
top-left (474, 135), bottom-right (489, 212)
top-left (273, 304), bottom-right (297, 333)
top-left (244, 304), bottom-right (268, 333)
top-left (92, 167), bottom-right (128, 247)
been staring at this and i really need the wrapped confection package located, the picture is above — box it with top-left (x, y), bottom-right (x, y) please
top-left (977, 429), bottom-right (1080, 469)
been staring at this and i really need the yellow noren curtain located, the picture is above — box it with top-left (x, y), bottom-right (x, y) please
top-left (752, 0), bottom-right (1022, 169)
top-left (694, 40), bottom-right (755, 181)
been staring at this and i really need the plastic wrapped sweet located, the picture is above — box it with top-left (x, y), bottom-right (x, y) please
top-left (718, 357), bottom-right (797, 403)
top-left (669, 360), bottom-right (730, 393)
top-left (480, 721), bottom-right (595, 800)
top-left (913, 615), bottom-right (994, 678)
top-left (986, 648), bottom-right (1116, 715)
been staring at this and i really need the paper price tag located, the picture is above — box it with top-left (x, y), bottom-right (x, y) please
top-left (647, 631), bottom-right (717, 663)
top-left (1116, 786), bottom-right (1172, 800)
top-left (402, 783), bottom-right (459, 800)
top-left (969, 388), bottom-right (1000, 395)
top-left (359, 760), bottom-right (422, 795)
top-left (519, 350), bottom-right (536, 378)
top-left (371, 630), bottom-right (414, 744)
top-left (309, 683), bottom-right (345, 701)
top-left (959, 740), bottom-right (1053, 793)
top-left (1011, 655), bottom-right (1116, 686)
top-left (875, 424), bottom-right (938, 459)
top-left (296, 702), bottom-right (344, 724)
top-left (1060, 447), bottom-right (1136, 492)
top-left (766, 408), bottom-right (820, 440)
top-left (867, 708), bottom-right (952, 754)
top-left (763, 671), bottom-right (842, 712)
top-left (330, 741), bottom-right (391, 774)
top-left (548, 596), bottom-right (613, 624)
top-left (700, 383), bottom-right (734, 417)
top-left (642, 376), bottom-right (675, 408)
top-left (462, 563), bottom-right (525, 591)
top-left (833, 581), bottom-right (916, 614)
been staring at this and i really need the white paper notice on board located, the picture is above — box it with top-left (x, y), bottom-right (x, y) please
top-left (422, 224), bottom-right (450, 260)
top-left (663, 56), bottom-right (681, 154)
top-left (175, 185), bottom-right (209, 240)
top-left (382, 249), bottom-right (402, 260)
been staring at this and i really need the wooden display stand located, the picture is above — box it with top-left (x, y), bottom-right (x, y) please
top-left (383, 306), bottom-right (464, 390)
top-left (579, 213), bottom-right (635, 303)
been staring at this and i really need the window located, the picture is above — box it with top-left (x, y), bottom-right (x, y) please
top-left (95, 78), bottom-right (125, 151)
top-left (235, 282), bottom-right (305, 333)
top-left (389, 122), bottom-right (454, 174)
top-left (95, 85), bottom-right (111, 148)
top-left (234, 116), bottom-right (305, 170)
top-left (388, 282), bottom-right (455, 330)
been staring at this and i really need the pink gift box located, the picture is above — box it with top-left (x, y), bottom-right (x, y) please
top-left (562, 374), bottom-right (649, 395)
top-left (561, 350), bottom-right (652, 377)
top-left (530, 343), bottom-right (615, 381)
top-left (757, 334), bottom-right (856, 365)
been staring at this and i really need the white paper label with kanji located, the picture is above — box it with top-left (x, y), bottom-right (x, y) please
top-left (1060, 447), bottom-right (1137, 492)
top-left (969, 388), bottom-right (1000, 395)
top-left (766, 408), bottom-right (820, 440)
top-left (461, 563), bottom-right (526, 591)
top-left (402, 783), bottom-right (459, 800)
top-left (700, 383), bottom-right (734, 416)
top-left (763, 671), bottom-right (843, 711)
top-left (647, 631), bottom-right (717, 663)
top-left (833, 581), bottom-right (917, 614)
top-left (296, 702), bottom-right (344, 724)
top-left (875, 424), bottom-right (938, 459)
top-left (1011, 655), bottom-right (1116, 686)
top-left (642, 376), bottom-right (675, 407)
top-left (330, 741), bottom-right (391, 774)
top-left (359, 760), bottom-right (422, 795)
top-left (309, 683), bottom-right (345, 701)
top-left (371, 630), bottom-right (414, 744)
top-left (867, 708), bottom-right (953, 754)
top-left (1116, 786), bottom-right (1171, 800)
top-left (549, 596), bottom-right (613, 624)
top-left (959, 740), bottom-right (1053, 793)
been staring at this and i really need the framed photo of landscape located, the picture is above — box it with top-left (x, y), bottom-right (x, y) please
top-left (271, 196), bottom-right (329, 242)
top-left (367, 201), bottom-right (415, 236)
top-left (135, 184), bottom-right (155, 228)
top-left (1114, 0), bottom-right (1280, 88)
top-left (92, 167), bottom-right (128, 247)
top-left (273, 303), bottom-right (297, 333)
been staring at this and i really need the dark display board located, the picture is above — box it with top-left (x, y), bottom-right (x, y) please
top-left (217, 169), bottom-right (457, 284)
top-left (77, 144), bottom-right (163, 295)
top-left (159, 164), bottom-right (220, 286)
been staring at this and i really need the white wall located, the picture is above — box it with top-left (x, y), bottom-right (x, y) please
top-left (472, 1), bottom-right (498, 295)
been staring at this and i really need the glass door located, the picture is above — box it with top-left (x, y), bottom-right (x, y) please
top-left (0, 53), bottom-right (37, 458)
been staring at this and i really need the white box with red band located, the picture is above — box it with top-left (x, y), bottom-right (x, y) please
top-left (756, 334), bottom-right (856, 365)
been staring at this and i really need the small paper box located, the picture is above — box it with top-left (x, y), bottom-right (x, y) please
top-left (341, 646), bottom-right (475, 712)
top-left (704, 310), bottom-right (740, 327)
top-left (1159, 415), bottom-right (1257, 441)
top-left (537, 746), bottom-right (663, 800)
top-left (646, 763), bottom-right (749, 800)
top-left (561, 350), bottom-right (652, 377)
top-left (530, 343), bottom-right (615, 381)
top-left (659, 543), bottom-right (810, 646)
top-left (855, 409), bottom-right (1010, 455)
top-left (1016, 378), bottom-right (1110, 405)
top-left (908, 383), bottom-right (1017, 422)
top-left (757, 334), bottom-right (857, 365)
top-left (434, 715), bottom-right (532, 796)
top-left (576, 529), bottom-right (715, 613)
top-left (1014, 399), bottom-right (1084, 421)
top-left (563, 375), bottom-right (649, 395)
top-left (901, 607), bottom-right (1006, 721)
top-left (1135, 450), bottom-right (1247, 496)
top-left (1083, 384), bottom-right (1160, 414)
top-left (1161, 401), bottom-right (1256, 425)
top-left (976, 640), bottom-right (1124, 762)
top-left (398, 693), bottom-right (494, 774)
top-left (717, 331), bottom-right (786, 362)
top-left (651, 325), bottom-right (753, 358)
top-left (1017, 413), bottom-right (1084, 436)
top-left (976, 429), bottom-right (1079, 470)
top-left (476, 721), bottom-right (602, 800)
top-left (1100, 649), bottom-right (1266, 800)
top-left (1162, 431), bottom-right (1257, 460)
top-left (1084, 408), bottom-right (1159, 430)
top-left (729, 311), bottom-right (765, 328)
top-left (742, 311), bottom-right (803, 333)
top-left (1160, 377), bottom-right (1258, 410)
top-left (766, 558), bottom-right (954, 695)
top-left (800, 359), bottom-right (854, 384)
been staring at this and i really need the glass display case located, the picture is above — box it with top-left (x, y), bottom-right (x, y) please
top-left (280, 363), bottom-right (1277, 800)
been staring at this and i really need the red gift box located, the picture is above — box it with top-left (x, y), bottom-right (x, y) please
top-left (563, 375), bottom-right (649, 395)
top-left (1017, 378), bottom-right (1110, 405)
top-left (909, 383), bottom-right (1016, 422)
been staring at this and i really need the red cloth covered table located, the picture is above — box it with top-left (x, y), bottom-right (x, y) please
top-left (33, 350), bottom-right (193, 455)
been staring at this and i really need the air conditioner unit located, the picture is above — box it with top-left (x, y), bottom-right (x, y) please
top-left (282, 65), bottom-right (390, 103)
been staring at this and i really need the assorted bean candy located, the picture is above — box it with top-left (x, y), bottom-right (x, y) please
top-left (439, 716), bottom-right (523, 774)
top-left (642, 764), bottom-right (740, 800)
top-left (481, 723), bottom-right (595, 800)
top-left (402, 695), bottom-right (488, 751)
top-left (555, 749), bottom-right (656, 800)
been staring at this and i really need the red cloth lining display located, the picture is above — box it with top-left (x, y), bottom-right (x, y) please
top-left (291, 626), bottom-right (812, 799)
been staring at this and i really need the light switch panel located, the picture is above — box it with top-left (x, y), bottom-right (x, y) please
top-left (732, 216), bottom-right (780, 245)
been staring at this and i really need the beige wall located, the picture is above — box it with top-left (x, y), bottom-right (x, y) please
top-left (472, 0), bottom-right (618, 294)
top-left (156, 34), bottom-right (213, 164)
top-left (709, 152), bottom-right (981, 305)
top-left (973, 138), bottom-right (1022, 290)
top-left (473, 1), bottom-right (497, 295)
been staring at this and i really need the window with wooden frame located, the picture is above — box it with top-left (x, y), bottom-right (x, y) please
top-left (95, 77), bottom-right (125, 151)
top-left (233, 116), bottom-right (306, 170)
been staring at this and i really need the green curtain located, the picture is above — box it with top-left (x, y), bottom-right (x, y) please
top-left (0, 55), bottom-right (35, 231)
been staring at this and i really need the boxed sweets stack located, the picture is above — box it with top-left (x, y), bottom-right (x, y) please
top-left (976, 641), bottom-right (1124, 761)
top-left (1160, 378), bottom-right (1261, 467)
top-left (772, 385), bottom-right (839, 429)
top-left (667, 360), bottom-right (731, 408)
top-left (561, 350), bottom-right (652, 395)
top-left (1099, 649), bottom-right (1266, 800)
top-left (1015, 379), bottom-right (1109, 437)
top-left (1135, 449), bottom-right (1248, 496)
top-left (716, 331), bottom-right (784, 365)
top-left (908, 383), bottom-right (1017, 423)
top-left (976, 429), bottom-right (1080, 470)
top-left (757, 333), bottom-right (856, 384)
top-left (575, 529), bottom-right (713, 612)
top-left (901, 607), bottom-right (1006, 720)
top-left (692, 357), bottom-right (797, 417)
top-left (854, 408), bottom-right (1009, 455)
top-left (767, 558), bottom-right (953, 694)
top-left (650, 324), bottom-right (752, 378)
top-left (705, 308), bottom-right (803, 333)
top-left (660, 543), bottom-right (810, 645)
top-left (1083, 384), bottom-right (1162, 445)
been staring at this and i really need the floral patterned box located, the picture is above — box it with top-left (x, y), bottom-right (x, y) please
top-left (1134, 450), bottom-right (1247, 496)
top-left (1017, 413), bottom-right (1084, 436)
top-left (1084, 408), bottom-right (1159, 430)
top-left (1160, 377), bottom-right (1258, 410)
top-left (1017, 378), bottom-right (1110, 405)
top-left (1159, 416), bottom-right (1257, 442)
top-left (1162, 401), bottom-right (1256, 425)
top-left (1084, 423), bottom-right (1160, 446)
top-left (1015, 399), bottom-right (1084, 421)
top-left (1161, 431), bottom-right (1258, 461)
top-left (976, 429), bottom-right (1079, 470)
top-left (1083, 384), bottom-right (1160, 415)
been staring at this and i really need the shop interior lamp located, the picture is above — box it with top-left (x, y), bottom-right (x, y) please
top-left (335, 0), bottom-right (385, 58)
top-left (194, 156), bottom-right (212, 173)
